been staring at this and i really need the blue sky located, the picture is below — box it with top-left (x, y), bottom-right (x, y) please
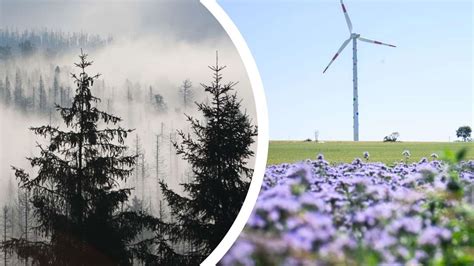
top-left (220, 0), bottom-right (473, 141)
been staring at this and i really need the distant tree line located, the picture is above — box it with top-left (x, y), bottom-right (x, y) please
top-left (0, 66), bottom-right (73, 115)
top-left (0, 67), bottom-right (198, 120)
top-left (1, 28), bottom-right (201, 121)
top-left (0, 29), bottom-right (112, 59)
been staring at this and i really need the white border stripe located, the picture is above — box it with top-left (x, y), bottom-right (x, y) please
top-left (200, 0), bottom-right (269, 265)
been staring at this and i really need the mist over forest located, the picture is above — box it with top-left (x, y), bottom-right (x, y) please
top-left (0, 27), bottom-right (256, 202)
top-left (0, 1), bottom-right (257, 263)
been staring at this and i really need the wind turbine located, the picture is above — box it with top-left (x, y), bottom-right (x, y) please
top-left (323, 0), bottom-right (396, 141)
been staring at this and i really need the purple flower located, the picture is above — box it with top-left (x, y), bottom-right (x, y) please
top-left (363, 151), bottom-right (370, 161)
top-left (283, 226), bottom-right (315, 251)
top-left (388, 216), bottom-right (423, 234)
top-left (221, 240), bottom-right (255, 266)
top-left (417, 226), bottom-right (452, 246)
top-left (223, 156), bottom-right (474, 265)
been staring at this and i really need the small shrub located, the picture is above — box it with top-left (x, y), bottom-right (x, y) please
top-left (383, 132), bottom-right (400, 142)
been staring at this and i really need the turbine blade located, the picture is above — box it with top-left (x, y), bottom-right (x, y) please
top-left (358, 37), bottom-right (396, 48)
top-left (323, 38), bottom-right (352, 74)
top-left (341, 0), bottom-right (353, 33)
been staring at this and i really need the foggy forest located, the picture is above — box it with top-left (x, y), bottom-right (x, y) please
top-left (0, 27), bottom-right (257, 265)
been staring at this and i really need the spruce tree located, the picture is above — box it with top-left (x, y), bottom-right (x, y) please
top-left (0, 79), bottom-right (4, 103)
top-left (152, 94), bottom-right (168, 113)
top-left (53, 66), bottom-right (60, 105)
top-left (31, 82), bottom-right (37, 112)
top-left (2, 51), bottom-right (165, 265)
top-left (2, 205), bottom-right (10, 265)
top-left (160, 53), bottom-right (257, 263)
top-left (179, 79), bottom-right (194, 110)
top-left (148, 86), bottom-right (154, 105)
top-left (38, 75), bottom-right (47, 113)
top-left (4, 76), bottom-right (11, 106)
top-left (14, 70), bottom-right (26, 111)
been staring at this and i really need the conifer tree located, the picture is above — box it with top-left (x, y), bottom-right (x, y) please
top-left (148, 86), bottom-right (154, 105)
top-left (152, 94), bottom-right (168, 113)
top-left (14, 70), bottom-right (26, 111)
top-left (179, 79), bottom-right (194, 110)
top-left (2, 51), bottom-right (166, 265)
top-left (38, 75), bottom-right (47, 113)
top-left (0, 79), bottom-right (4, 103)
top-left (15, 189), bottom-right (30, 243)
top-left (4, 76), bottom-right (11, 106)
top-left (155, 134), bottom-right (166, 182)
top-left (53, 66), bottom-right (60, 105)
top-left (160, 53), bottom-right (257, 263)
top-left (31, 83), bottom-right (36, 112)
top-left (2, 205), bottom-right (10, 265)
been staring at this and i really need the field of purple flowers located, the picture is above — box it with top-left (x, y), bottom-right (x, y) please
top-left (223, 151), bottom-right (474, 265)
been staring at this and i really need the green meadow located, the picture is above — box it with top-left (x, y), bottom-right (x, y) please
top-left (267, 141), bottom-right (474, 165)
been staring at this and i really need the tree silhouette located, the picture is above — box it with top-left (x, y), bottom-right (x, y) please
top-left (2, 51), bottom-right (166, 265)
top-left (0, 79), bottom-right (4, 103)
top-left (159, 53), bottom-right (257, 264)
top-left (53, 66), bottom-right (61, 105)
top-left (152, 94), bottom-right (168, 113)
top-left (179, 79), bottom-right (194, 110)
top-left (383, 132), bottom-right (400, 142)
top-left (38, 75), bottom-right (47, 113)
top-left (3, 76), bottom-right (12, 106)
top-left (14, 70), bottom-right (27, 111)
top-left (456, 126), bottom-right (472, 142)
top-left (2, 205), bottom-right (11, 265)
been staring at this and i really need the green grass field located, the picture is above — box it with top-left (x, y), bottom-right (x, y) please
top-left (268, 141), bottom-right (474, 165)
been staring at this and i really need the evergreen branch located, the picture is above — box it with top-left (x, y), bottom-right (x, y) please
top-left (1, 238), bottom-right (52, 265)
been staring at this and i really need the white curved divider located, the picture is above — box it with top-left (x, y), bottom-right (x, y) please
top-left (200, 0), bottom-right (269, 265)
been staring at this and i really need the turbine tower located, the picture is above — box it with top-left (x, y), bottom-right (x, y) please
top-left (323, 0), bottom-right (396, 141)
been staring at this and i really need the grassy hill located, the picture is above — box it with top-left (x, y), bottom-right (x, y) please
top-left (268, 141), bottom-right (474, 165)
